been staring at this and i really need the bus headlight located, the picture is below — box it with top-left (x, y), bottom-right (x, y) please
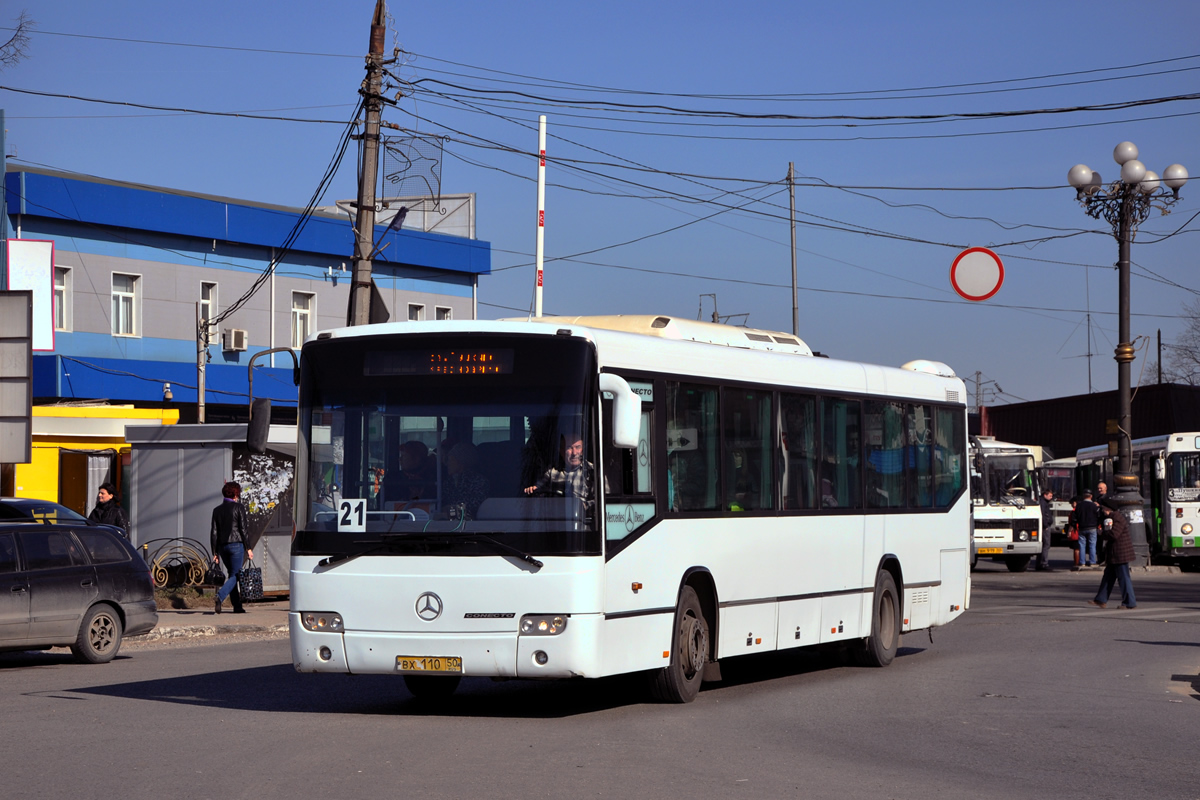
top-left (1015, 530), bottom-right (1029, 542)
top-left (1182, 524), bottom-right (1193, 534)
top-left (301, 612), bottom-right (344, 632)
top-left (520, 615), bottom-right (568, 635)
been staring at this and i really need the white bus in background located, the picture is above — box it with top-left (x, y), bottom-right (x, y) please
top-left (1076, 433), bottom-right (1200, 571)
top-left (289, 315), bottom-right (971, 702)
top-left (969, 436), bottom-right (1044, 572)
top-left (1038, 457), bottom-right (1077, 544)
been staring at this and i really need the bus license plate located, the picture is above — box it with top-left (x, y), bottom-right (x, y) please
top-left (977, 547), bottom-right (1003, 554)
top-left (396, 656), bottom-right (463, 674)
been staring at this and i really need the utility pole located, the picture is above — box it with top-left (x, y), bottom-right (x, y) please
top-left (196, 303), bottom-right (207, 424)
top-left (788, 162), bottom-right (797, 337)
top-left (534, 116), bottom-right (547, 317)
top-left (1157, 329), bottom-right (1162, 384)
top-left (347, 0), bottom-right (387, 327)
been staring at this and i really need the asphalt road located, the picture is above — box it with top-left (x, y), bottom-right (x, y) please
top-left (3, 552), bottom-right (1197, 800)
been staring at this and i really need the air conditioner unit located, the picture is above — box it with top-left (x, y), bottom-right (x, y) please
top-left (222, 328), bottom-right (248, 352)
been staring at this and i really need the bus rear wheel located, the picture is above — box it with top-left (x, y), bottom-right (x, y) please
top-left (650, 586), bottom-right (708, 703)
top-left (403, 674), bottom-right (461, 700)
top-left (1005, 555), bottom-right (1031, 572)
top-left (854, 570), bottom-right (899, 667)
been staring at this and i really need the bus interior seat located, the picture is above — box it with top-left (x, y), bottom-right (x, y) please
top-left (476, 440), bottom-right (523, 497)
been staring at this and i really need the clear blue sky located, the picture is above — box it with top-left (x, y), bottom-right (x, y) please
top-left (4, 0), bottom-right (1199, 410)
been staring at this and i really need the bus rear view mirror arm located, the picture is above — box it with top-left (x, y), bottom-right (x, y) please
top-left (599, 373), bottom-right (641, 449)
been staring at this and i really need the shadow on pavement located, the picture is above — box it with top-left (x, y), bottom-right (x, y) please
top-left (60, 643), bottom-right (920, 718)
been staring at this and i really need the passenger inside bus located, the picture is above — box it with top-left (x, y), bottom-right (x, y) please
top-left (727, 448), bottom-right (760, 511)
top-left (442, 442), bottom-right (489, 520)
top-left (387, 439), bottom-right (437, 504)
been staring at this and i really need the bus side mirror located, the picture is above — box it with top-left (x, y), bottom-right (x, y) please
top-left (599, 373), bottom-right (641, 449)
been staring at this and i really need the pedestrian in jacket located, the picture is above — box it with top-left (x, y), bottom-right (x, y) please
top-left (1073, 489), bottom-right (1101, 569)
top-left (1036, 488), bottom-right (1055, 571)
top-left (88, 482), bottom-right (129, 536)
top-left (1088, 498), bottom-right (1137, 609)
top-left (210, 481), bottom-right (253, 614)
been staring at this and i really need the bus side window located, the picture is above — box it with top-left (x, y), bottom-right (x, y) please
top-left (601, 400), bottom-right (652, 497)
top-left (821, 396), bottom-right (861, 509)
top-left (780, 393), bottom-right (817, 510)
top-left (667, 382), bottom-right (719, 511)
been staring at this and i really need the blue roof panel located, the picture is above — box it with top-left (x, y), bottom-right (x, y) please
top-left (6, 169), bottom-right (490, 275)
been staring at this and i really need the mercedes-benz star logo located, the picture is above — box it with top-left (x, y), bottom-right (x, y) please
top-left (415, 591), bottom-right (443, 622)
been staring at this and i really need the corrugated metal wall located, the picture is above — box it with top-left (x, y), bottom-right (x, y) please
top-left (980, 384), bottom-right (1200, 458)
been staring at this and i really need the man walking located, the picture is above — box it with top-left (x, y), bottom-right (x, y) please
top-left (1088, 498), bottom-right (1137, 609)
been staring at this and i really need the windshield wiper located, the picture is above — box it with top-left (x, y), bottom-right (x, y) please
top-left (389, 531), bottom-right (544, 568)
top-left (467, 534), bottom-right (544, 569)
top-left (317, 540), bottom-right (404, 568)
top-left (316, 533), bottom-right (544, 570)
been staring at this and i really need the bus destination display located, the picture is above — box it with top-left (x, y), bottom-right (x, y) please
top-left (366, 348), bottom-right (515, 376)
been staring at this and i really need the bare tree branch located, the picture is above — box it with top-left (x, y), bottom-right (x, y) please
top-left (1162, 297), bottom-right (1200, 385)
top-left (0, 11), bottom-right (33, 70)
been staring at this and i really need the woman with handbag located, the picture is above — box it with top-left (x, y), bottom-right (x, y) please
top-left (210, 481), bottom-right (253, 614)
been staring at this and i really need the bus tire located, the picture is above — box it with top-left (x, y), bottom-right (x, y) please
top-left (854, 570), bottom-right (899, 668)
top-left (650, 585), bottom-right (708, 703)
top-left (1005, 555), bottom-right (1031, 573)
top-left (403, 674), bottom-right (461, 700)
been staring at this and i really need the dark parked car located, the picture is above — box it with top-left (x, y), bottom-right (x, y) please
top-left (0, 497), bottom-right (128, 539)
top-left (0, 523), bottom-right (158, 663)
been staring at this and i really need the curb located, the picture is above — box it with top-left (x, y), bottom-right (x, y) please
top-left (140, 622), bottom-right (289, 641)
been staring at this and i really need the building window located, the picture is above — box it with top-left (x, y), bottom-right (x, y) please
top-left (200, 281), bottom-right (218, 338)
top-left (292, 292), bottom-right (314, 348)
top-left (408, 303), bottom-right (425, 321)
top-left (435, 306), bottom-right (452, 321)
top-left (111, 273), bottom-right (138, 336)
top-left (54, 267), bottom-right (71, 331)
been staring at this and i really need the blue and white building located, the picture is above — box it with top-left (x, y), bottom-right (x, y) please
top-left (4, 165), bottom-right (491, 422)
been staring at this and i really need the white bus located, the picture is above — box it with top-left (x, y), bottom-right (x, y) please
top-left (289, 315), bottom-right (971, 701)
top-left (968, 437), bottom-right (1043, 572)
top-left (1038, 456), bottom-right (1077, 544)
top-left (1076, 433), bottom-right (1200, 570)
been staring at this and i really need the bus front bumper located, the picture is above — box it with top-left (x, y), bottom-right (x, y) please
top-left (290, 612), bottom-right (603, 679)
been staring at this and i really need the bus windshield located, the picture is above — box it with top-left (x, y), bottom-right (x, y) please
top-left (295, 333), bottom-right (602, 557)
top-left (1167, 453), bottom-right (1200, 492)
top-left (1040, 467), bottom-right (1074, 500)
top-left (978, 455), bottom-right (1036, 505)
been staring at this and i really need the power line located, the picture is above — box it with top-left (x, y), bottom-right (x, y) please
top-left (400, 48), bottom-right (1200, 102)
top-left (414, 78), bottom-right (1200, 123)
top-left (7, 27), bottom-right (360, 59)
top-left (0, 85), bottom-right (352, 123)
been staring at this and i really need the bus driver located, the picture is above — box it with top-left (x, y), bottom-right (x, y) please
top-left (524, 433), bottom-right (596, 513)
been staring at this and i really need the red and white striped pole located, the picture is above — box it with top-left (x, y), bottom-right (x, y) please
top-left (534, 115), bottom-right (546, 318)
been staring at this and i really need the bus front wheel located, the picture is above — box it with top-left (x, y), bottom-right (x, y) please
top-left (650, 585), bottom-right (708, 703)
top-left (854, 570), bottom-right (899, 668)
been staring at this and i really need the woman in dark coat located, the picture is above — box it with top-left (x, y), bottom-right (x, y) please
top-left (1088, 498), bottom-right (1137, 609)
top-left (210, 481), bottom-right (253, 614)
top-left (88, 482), bottom-right (129, 535)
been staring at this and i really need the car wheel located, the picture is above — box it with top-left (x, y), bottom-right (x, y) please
top-left (71, 604), bottom-right (123, 664)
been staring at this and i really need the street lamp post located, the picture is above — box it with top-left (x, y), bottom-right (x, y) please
top-left (1067, 142), bottom-right (1188, 565)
